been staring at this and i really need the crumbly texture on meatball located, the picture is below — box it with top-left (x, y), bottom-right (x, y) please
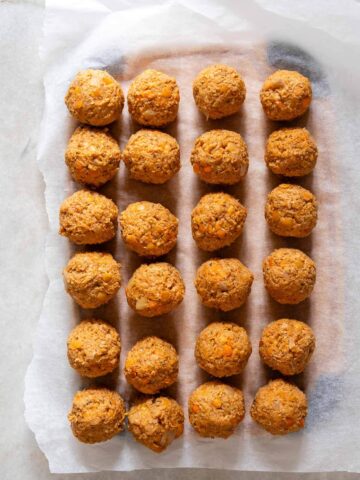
top-left (63, 252), bottom-right (121, 309)
top-left (126, 263), bottom-right (185, 317)
top-left (124, 336), bottom-right (178, 394)
top-left (65, 126), bottom-right (121, 187)
top-left (59, 189), bottom-right (118, 245)
top-left (191, 129), bottom-right (249, 185)
top-left (260, 319), bottom-right (315, 376)
top-left (123, 129), bottom-right (180, 184)
top-left (67, 319), bottom-right (121, 378)
top-left (119, 201), bottom-right (178, 257)
top-left (193, 64), bottom-right (246, 120)
top-left (195, 322), bottom-right (252, 377)
top-left (250, 379), bottom-right (307, 435)
top-left (191, 193), bottom-right (247, 251)
top-left (265, 184), bottom-right (318, 238)
top-left (195, 258), bottom-right (253, 311)
top-left (188, 381), bottom-right (245, 438)
top-left (127, 69), bottom-right (180, 127)
top-left (265, 128), bottom-right (318, 177)
top-left (65, 69), bottom-right (124, 126)
top-left (260, 70), bottom-right (312, 121)
top-left (128, 396), bottom-right (184, 452)
top-left (263, 248), bottom-right (316, 304)
top-left (68, 388), bottom-right (125, 443)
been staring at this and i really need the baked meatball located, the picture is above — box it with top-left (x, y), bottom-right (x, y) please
top-left (128, 396), bottom-right (184, 453)
top-left (260, 70), bottom-right (312, 121)
top-left (260, 319), bottom-right (315, 376)
top-left (191, 129), bottom-right (248, 185)
top-left (195, 258), bottom-right (253, 311)
top-left (263, 248), bottom-right (316, 304)
top-left (193, 64), bottom-right (246, 120)
top-left (195, 322), bottom-right (252, 377)
top-left (123, 129), bottom-right (180, 184)
top-left (250, 379), bottom-right (307, 435)
top-left (119, 201), bottom-right (178, 257)
top-left (265, 184), bottom-right (318, 238)
top-left (65, 126), bottom-right (121, 187)
top-left (124, 336), bottom-right (178, 394)
top-left (63, 252), bottom-right (121, 309)
top-left (126, 263), bottom-right (185, 317)
top-left (191, 193), bottom-right (247, 251)
top-left (68, 388), bottom-right (125, 443)
top-left (127, 69), bottom-right (180, 127)
top-left (67, 319), bottom-right (121, 377)
top-left (265, 128), bottom-right (318, 177)
top-left (65, 69), bottom-right (124, 126)
top-left (59, 189), bottom-right (118, 245)
top-left (188, 381), bottom-right (245, 438)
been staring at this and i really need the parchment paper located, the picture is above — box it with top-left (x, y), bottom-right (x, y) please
top-left (24, 0), bottom-right (360, 473)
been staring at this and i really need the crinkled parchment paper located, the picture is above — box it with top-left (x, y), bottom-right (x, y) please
top-left (24, 0), bottom-right (360, 473)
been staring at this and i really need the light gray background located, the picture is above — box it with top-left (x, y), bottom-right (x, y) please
top-left (0, 1), bottom-right (358, 479)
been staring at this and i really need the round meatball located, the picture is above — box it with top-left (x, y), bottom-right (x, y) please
top-left (195, 322), bottom-right (252, 377)
top-left (123, 129), bottom-right (180, 184)
top-left (63, 252), bottom-right (121, 309)
top-left (127, 69), bottom-right (180, 127)
top-left (68, 388), bottom-right (125, 443)
top-left (260, 70), bottom-right (312, 121)
top-left (126, 263), bottom-right (185, 317)
top-left (191, 193), bottom-right (247, 251)
top-left (195, 258), bottom-right (253, 311)
top-left (65, 126), bottom-right (121, 187)
top-left (260, 319), bottom-right (316, 375)
top-left (263, 248), bottom-right (316, 304)
top-left (128, 396), bottom-right (184, 453)
top-left (250, 379), bottom-right (307, 435)
top-left (193, 64), bottom-right (246, 120)
top-left (124, 336), bottom-right (178, 394)
top-left (67, 319), bottom-right (121, 377)
top-left (265, 184), bottom-right (318, 238)
top-left (65, 69), bottom-right (124, 126)
top-left (191, 129), bottom-right (248, 185)
top-left (119, 201), bottom-right (178, 257)
top-left (59, 189), bottom-right (118, 245)
top-left (265, 128), bottom-right (318, 177)
top-left (188, 381), bottom-right (245, 438)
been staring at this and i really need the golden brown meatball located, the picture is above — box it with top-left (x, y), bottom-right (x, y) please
top-left (195, 322), bottom-right (252, 377)
top-left (119, 201), bottom-right (178, 257)
top-left (193, 64), bottom-right (246, 120)
top-left (126, 263), bottom-right (185, 317)
top-left (65, 126), bottom-right (121, 187)
top-left (259, 319), bottom-right (315, 376)
top-left (68, 388), bottom-right (125, 443)
top-left (67, 319), bottom-right (121, 377)
top-left (250, 379), bottom-right (307, 435)
top-left (191, 193), bottom-right (247, 251)
top-left (59, 189), bottom-right (118, 245)
top-left (63, 252), bottom-right (121, 309)
top-left (260, 70), bottom-right (312, 121)
top-left (265, 184), bottom-right (318, 238)
top-left (127, 69), bottom-right (180, 127)
top-left (123, 129), bottom-right (180, 184)
top-left (191, 129), bottom-right (248, 185)
top-left (124, 336), bottom-right (178, 394)
top-left (65, 69), bottom-right (124, 126)
top-left (265, 128), bottom-right (318, 177)
top-left (195, 258), bottom-right (253, 311)
top-left (263, 248), bottom-right (316, 304)
top-left (188, 381), bottom-right (245, 438)
top-left (128, 396), bottom-right (184, 453)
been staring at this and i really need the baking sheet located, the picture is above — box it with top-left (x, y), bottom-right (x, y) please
top-left (24, 0), bottom-right (360, 473)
